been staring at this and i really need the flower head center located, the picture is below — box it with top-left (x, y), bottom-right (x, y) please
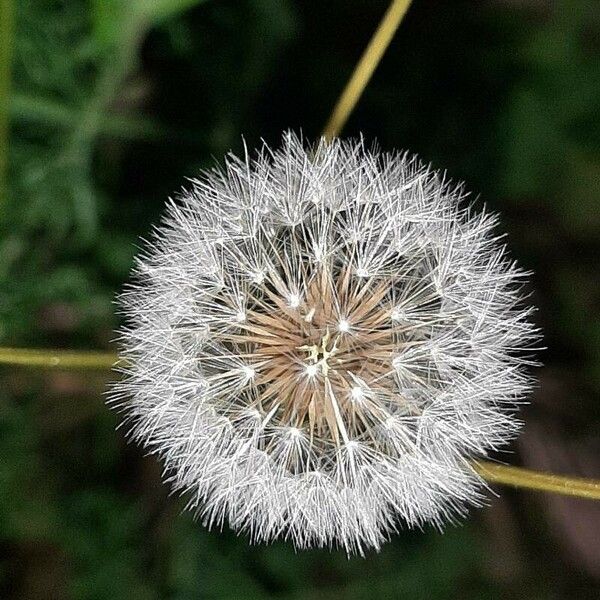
top-left (298, 327), bottom-right (339, 377)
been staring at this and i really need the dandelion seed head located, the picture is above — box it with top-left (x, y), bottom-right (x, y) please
top-left (112, 132), bottom-right (539, 555)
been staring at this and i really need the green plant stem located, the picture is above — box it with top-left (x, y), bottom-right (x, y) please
top-left (66, 13), bottom-right (145, 172)
top-left (0, 0), bottom-right (15, 208)
top-left (0, 346), bottom-right (119, 369)
top-left (474, 460), bottom-right (600, 500)
top-left (322, 0), bottom-right (413, 139)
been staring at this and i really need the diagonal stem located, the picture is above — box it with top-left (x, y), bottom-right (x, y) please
top-left (474, 460), bottom-right (600, 500)
top-left (322, 0), bottom-right (413, 139)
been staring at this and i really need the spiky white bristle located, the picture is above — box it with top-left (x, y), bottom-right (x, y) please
top-left (110, 132), bottom-right (539, 555)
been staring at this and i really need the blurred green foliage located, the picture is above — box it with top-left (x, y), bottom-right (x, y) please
top-left (1, 0), bottom-right (599, 598)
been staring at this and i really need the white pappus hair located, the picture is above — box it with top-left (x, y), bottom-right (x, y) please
top-left (111, 132), bottom-right (539, 555)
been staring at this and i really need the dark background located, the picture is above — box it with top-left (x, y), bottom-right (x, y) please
top-left (2, 0), bottom-right (600, 598)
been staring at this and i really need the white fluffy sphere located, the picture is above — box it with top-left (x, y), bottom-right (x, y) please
top-left (111, 132), bottom-right (538, 554)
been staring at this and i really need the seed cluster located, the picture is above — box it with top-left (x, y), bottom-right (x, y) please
top-left (112, 133), bottom-right (538, 553)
